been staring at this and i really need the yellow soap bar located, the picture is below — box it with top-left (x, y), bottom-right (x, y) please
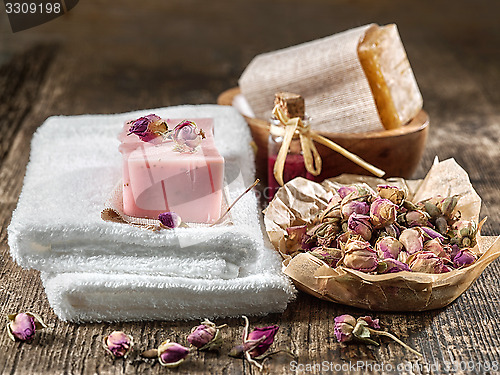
top-left (358, 24), bottom-right (423, 129)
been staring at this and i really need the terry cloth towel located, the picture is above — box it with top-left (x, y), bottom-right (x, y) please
top-left (8, 105), bottom-right (295, 322)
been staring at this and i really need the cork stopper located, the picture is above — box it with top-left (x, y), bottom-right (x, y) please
top-left (274, 92), bottom-right (305, 119)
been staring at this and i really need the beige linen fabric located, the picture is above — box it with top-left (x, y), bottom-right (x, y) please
top-left (239, 24), bottom-right (384, 133)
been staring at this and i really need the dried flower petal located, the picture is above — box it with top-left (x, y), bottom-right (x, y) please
top-left (127, 114), bottom-right (166, 142)
top-left (453, 249), bottom-right (477, 268)
top-left (158, 341), bottom-right (190, 367)
top-left (309, 247), bottom-right (342, 267)
top-left (245, 325), bottom-right (279, 358)
top-left (423, 238), bottom-right (451, 261)
top-left (380, 258), bottom-right (411, 273)
top-left (103, 331), bottom-right (133, 358)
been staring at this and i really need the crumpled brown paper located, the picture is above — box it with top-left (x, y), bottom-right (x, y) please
top-left (263, 158), bottom-right (500, 311)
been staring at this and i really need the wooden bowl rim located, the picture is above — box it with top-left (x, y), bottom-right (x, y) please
top-left (217, 86), bottom-right (429, 139)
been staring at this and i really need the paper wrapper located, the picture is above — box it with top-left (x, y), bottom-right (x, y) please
top-left (263, 158), bottom-right (500, 311)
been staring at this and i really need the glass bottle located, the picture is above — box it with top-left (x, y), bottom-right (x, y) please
top-left (267, 115), bottom-right (315, 201)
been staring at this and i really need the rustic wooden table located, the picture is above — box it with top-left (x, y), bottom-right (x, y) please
top-left (1, 1), bottom-right (499, 374)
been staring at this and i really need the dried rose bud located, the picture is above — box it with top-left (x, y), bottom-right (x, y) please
top-left (380, 223), bottom-right (400, 238)
top-left (377, 185), bottom-right (406, 206)
top-left (402, 210), bottom-right (430, 227)
top-left (445, 243), bottom-right (460, 259)
top-left (379, 258), bottom-right (411, 273)
top-left (421, 201), bottom-right (442, 220)
top-left (309, 247), bottom-right (343, 268)
top-left (127, 114), bottom-right (165, 142)
top-left (370, 198), bottom-right (397, 229)
top-left (334, 314), bottom-right (422, 357)
top-left (450, 220), bottom-right (478, 248)
top-left (375, 236), bottom-right (403, 260)
top-left (423, 238), bottom-right (451, 261)
top-left (6, 312), bottom-right (46, 341)
top-left (338, 184), bottom-right (374, 200)
top-left (187, 319), bottom-right (224, 351)
top-left (103, 331), bottom-right (133, 358)
top-left (439, 195), bottom-right (460, 219)
top-left (342, 239), bottom-right (378, 272)
top-left (341, 201), bottom-right (370, 219)
top-left (334, 315), bottom-right (380, 346)
top-left (347, 214), bottom-right (373, 241)
top-left (320, 195), bottom-right (342, 222)
top-left (158, 211), bottom-right (182, 229)
top-left (333, 314), bottom-right (357, 342)
top-left (407, 251), bottom-right (445, 273)
top-left (435, 216), bottom-right (449, 235)
top-left (158, 341), bottom-right (190, 367)
top-left (173, 120), bottom-right (205, 152)
top-left (245, 325), bottom-right (279, 358)
top-left (421, 226), bottom-right (446, 241)
top-left (453, 249), bottom-right (477, 268)
top-left (399, 228), bottom-right (424, 255)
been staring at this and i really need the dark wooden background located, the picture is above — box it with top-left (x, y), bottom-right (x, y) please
top-left (1, 0), bottom-right (500, 374)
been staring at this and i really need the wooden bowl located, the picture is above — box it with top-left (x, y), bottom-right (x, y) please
top-left (217, 87), bottom-right (429, 182)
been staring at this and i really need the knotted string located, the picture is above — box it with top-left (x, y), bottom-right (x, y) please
top-left (271, 105), bottom-right (385, 186)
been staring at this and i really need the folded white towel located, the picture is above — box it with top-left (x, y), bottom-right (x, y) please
top-left (8, 105), bottom-right (295, 321)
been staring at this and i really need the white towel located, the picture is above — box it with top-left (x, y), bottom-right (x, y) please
top-left (8, 105), bottom-right (295, 321)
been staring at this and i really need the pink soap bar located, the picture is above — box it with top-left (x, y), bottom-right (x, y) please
top-left (118, 118), bottom-right (224, 223)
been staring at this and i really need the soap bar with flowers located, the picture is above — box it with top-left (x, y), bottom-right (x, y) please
top-left (118, 115), bottom-right (224, 223)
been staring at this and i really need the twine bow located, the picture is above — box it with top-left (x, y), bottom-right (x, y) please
top-left (272, 105), bottom-right (385, 186)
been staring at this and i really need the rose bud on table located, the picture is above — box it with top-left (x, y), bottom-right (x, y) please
top-left (103, 331), bottom-right (134, 358)
top-left (6, 312), bottom-right (47, 342)
top-left (158, 341), bottom-right (191, 368)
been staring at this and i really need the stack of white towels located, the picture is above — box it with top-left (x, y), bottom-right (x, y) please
top-left (8, 105), bottom-right (295, 322)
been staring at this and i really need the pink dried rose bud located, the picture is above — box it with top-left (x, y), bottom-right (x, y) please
top-left (347, 214), bottom-right (373, 241)
top-left (381, 223), bottom-right (400, 238)
top-left (342, 239), bottom-right (378, 272)
top-left (309, 247), bottom-right (342, 268)
top-left (377, 185), bottom-right (406, 206)
top-left (334, 314), bottom-right (422, 357)
top-left (333, 314), bottom-right (357, 343)
top-left (399, 228), bottom-right (424, 254)
top-left (375, 236), bottom-right (403, 259)
top-left (334, 315), bottom-right (380, 346)
top-left (408, 251), bottom-right (446, 273)
top-left (127, 114), bottom-right (166, 142)
top-left (103, 331), bottom-right (134, 358)
top-left (338, 184), bottom-right (374, 200)
top-left (158, 341), bottom-right (191, 367)
top-left (245, 325), bottom-right (279, 358)
top-left (341, 201), bottom-right (370, 219)
top-left (187, 319), bottom-right (224, 351)
top-left (380, 258), bottom-right (411, 273)
top-left (453, 249), bottom-right (477, 268)
top-left (158, 211), bottom-right (182, 229)
top-left (370, 198), bottom-right (397, 229)
top-left (7, 312), bottom-right (46, 341)
top-left (402, 210), bottom-right (430, 227)
top-left (173, 120), bottom-right (206, 152)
